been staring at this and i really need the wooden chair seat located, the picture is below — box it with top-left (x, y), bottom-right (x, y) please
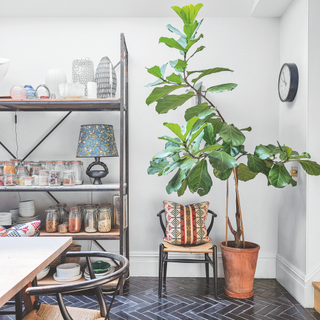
top-left (163, 241), bottom-right (214, 253)
top-left (23, 304), bottom-right (103, 320)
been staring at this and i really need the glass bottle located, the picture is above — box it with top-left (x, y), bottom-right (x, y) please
top-left (31, 166), bottom-right (43, 186)
top-left (55, 161), bottom-right (66, 181)
top-left (98, 205), bottom-right (112, 232)
top-left (39, 170), bottom-right (49, 186)
top-left (45, 207), bottom-right (59, 232)
top-left (48, 170), bottom-right (60, 186)
top-left (0, 166), bottom-right (4, 176)
top-left (22, 161), bottom-right (31, 175)
top-left (4, 161), bottom-right (15, 175)
top-left (84, 207), bottom-right (97, 233)
top-left (71, 161), bottom-right (84, 185)
top-left (16, 166), bottom-right (28, 185)
top-left (57, 203), bottom-right (69, 224)
top-left (68, 206), bottom-right (82, 233)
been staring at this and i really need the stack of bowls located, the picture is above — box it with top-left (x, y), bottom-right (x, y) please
top-left (17, 200), bottom-right (38, 224)
top-left (9, 208), bottom-right (19, 223)
top-left (0, 212), bottom-right (12, 226)
top-left (84, 260), bottom-right (114, 280)
top-left (53, 263), bottom-right (82, 282)
top-left (37, 266), bottom-right (50, 281)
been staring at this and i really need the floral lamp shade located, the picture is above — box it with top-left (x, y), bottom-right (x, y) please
top-left (76, 124), bottom-right (118, 158)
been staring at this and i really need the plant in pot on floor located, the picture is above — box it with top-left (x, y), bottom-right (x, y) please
top-left (145, 3), bottom-right (320, 298)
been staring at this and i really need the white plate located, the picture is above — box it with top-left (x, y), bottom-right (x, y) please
top-left (53, 272), bottom-right (82, 282)
top-left (84, 266), bottom-right (115, 280)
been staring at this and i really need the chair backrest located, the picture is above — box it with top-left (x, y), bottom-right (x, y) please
top-left (157, 208), bottom-right (217, 238)
top-left (26, 251), bottom-right (129, 320)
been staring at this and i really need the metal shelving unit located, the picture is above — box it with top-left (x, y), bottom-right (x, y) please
top-left (0, 34), bottom-right (129, 290)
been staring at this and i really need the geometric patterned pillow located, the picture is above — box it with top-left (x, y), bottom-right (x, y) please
top-left (163, 201), bottom-right (211, 245)
top-left (1, 220), bottom-right (41, 237)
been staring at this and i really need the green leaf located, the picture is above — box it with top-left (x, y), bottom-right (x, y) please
top-left (185, 34), bottom-right (204, 51)
top-left (198, 108), bottom-right (214, 119)
top-left (214, 168), bottom-right (232, 180)
top-left (290, 178), bottom-right (297, 187)
top-left (180, 158), bottom-right (198, 171)
top-left (208, 150), bottom-right (237, 171)
top-left (177, 180), bottom-right (188, 196)
top-left (188, 123), bottom-right (207, 147)
top-left (190, 130), bottom-right (204, 154)
top-left (188, 45), bottom-right (205, 61)
top-left (297, 160), bottom-right (320, 176)
top-left (261, 160), bottom-right (273, 177)
top-left (161, 159), bottom-right (183, 175)
top-left (268, 163), bottom-right (292, 188)
top-left (165, 139), bottom-right (181, 161)
top-left (146, 65), bottom-right (166, 78)
top-left (155, 91), bottom-right (194, 114)
top-left (222, 142), bottom-right (240, 157)
top-left (166, 24), bottom-right (185, 37)
top-left (196, 145), bottom-right (221, 155)
top-left (203, 123), bottom-right (216, 145)
top-left (285, 146), bottom-right (292, 158)
top-left (289, 152), bottom-right (311, 160)
top-left (279, 151), bottom-right (288, 161)
top-left (159, 37), bottom-right (186, 52)
top-left (207, 118), bottom-right (223, 134)
top-left (183, 116), bottom-right (199, 139)
top-left (219, 123), bottom-right (245, 147)
top-left (188, 67), bottom-right (233, 83)
top-left (185, 19), bottom-right (203, 39)
top-left (247, 154), bottom-right (264, 173)
top-left (169, 59), bottom-right (188, 72)
top-left (184, 103), bottom-right (209, 121)
top-left (147, 159), bottom-right (169, 175)
top-left (267, 144), bottom-right (281, 155)
top-left (172, 3), bottom-right (203, 25)
top-left (166, 73), bottom-right (184, 84)
top-left (145, 79), bottom-right (167, 87)
top-left (153, 146), bottom-right (182, 160)
top-left (206, 83), bottom-right (238, 93)
top-left (163, 122), bottom-right (185, 141)
top-left (166, 168), bottom-right (186, 194)
top-left (255, 145), bottom-right (273, 160)
top-left (159, 135), bottom-right (183, 145)
top-left (146, 84), bottom-right (185, 105)
top-left (237, 163), bottom-right (258, 182)
top-left (188, 159), bottom-right (213, 196)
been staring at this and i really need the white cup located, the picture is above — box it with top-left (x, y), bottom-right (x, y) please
top-left (87, 82), bottom-right (97, 99)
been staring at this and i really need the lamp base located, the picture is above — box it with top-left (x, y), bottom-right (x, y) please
top-left (86, 157), bottom-right (109, 184)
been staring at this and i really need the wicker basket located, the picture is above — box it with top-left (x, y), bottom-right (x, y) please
top-left (48, 243), bottom-right (81, 267)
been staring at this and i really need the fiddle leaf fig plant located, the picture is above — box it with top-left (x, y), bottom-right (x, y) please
top-left (146, 3), bottom-right (320, 248)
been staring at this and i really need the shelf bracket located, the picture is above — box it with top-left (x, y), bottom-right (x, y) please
top-left (0, 141), bottom-right (16, 159)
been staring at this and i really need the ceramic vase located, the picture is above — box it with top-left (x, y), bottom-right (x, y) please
top-left (45, 68), bottom-right (67, 99)
top-left (95, 56), bottom-right (117, 98)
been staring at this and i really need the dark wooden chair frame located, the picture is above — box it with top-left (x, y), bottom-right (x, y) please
top-left (157, 209), bottom-right (218, 299)
top-left (24, 251), bottom-right (129, 320)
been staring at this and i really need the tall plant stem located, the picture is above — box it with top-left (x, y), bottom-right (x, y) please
top-left (226, 178), bottom-right (229, 246)
top-left (233, 167), bottom-right (245, 248)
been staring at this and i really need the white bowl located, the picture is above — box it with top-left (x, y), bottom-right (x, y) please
top-left (0, 58), bottom-right (9, 82)
top-left (59, 83), bottom-right (85, 99)
top-left (56, 263), bottom-right (80, 278)
top-left (19, 210), bottom-right (35, 217)
top-left (37, 266), bottom-right (50, 281)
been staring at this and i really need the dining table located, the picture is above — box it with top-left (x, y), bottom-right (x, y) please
top-left (0, 236), bottom-right (72, 319)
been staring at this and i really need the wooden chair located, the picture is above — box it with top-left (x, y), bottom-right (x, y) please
top-left (22, 251), bottom-right (129, 320)
top-left (158, 209), bottom-right (218, 298)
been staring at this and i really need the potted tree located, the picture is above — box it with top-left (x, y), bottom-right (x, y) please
top-left (146, 3), bottom-right (320, 298)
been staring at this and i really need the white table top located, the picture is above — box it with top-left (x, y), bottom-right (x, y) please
top-left (0, 237), bottom-right (72, 308)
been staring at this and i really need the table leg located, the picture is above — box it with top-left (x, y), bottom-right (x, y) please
top-left (15, 291), bottom-right (23, 320)
top-left (21, 282), bottom-right (35, 315)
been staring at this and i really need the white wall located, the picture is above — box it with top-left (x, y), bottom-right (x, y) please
top-left (0, 16), bottom-right (280, 278)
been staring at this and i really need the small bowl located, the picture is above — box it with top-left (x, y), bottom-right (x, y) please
top-left (37, 266), bottom-right (50, 281)
top-left (59, 83), bottom-right (85, 99)
top-left (56, 263), bottom-right (80, 278)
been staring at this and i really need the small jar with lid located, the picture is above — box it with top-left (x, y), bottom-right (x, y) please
top-left (22, 161), bottom-right (31, 175)
top-left (84, 207), bottom-right (98, 233)
top-left (16, 166), bottom-right (28, 185)
top-left (98, 205), bottom-right (112, 233)
top-left (24, 176), bottom-right (34, 186)
top-left (10, 159), bottom-right (21, 168)
top-left (71, 161), bottom-right (84, 185)
top-left (55, 161), bottom-right (66, 180)
top-left (31, 166), bottom-right (43, 186)
top-left (39, 170), bottom-right (49, 186)
top-left (68, 206), bottom-right (82, 233)
top-left (45, 207), bottom-right (59, 232)
top-left (48, 170), bottom-right (61, 186)
top-left (4, 174), bottom-right (16, 186)
top-left (44, 161), bottom-right (55, 171)
top-left (62, 170), bottom-right (75, 185)
top-left (4, 162), bottom-right (15, 175)
top-left (58, 223), bottom-right (68, 233)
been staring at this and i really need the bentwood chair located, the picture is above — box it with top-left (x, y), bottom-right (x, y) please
top-left (158, 209), bottom-right (218, 299)
top-left (22, 251), bottom-right (129, 320)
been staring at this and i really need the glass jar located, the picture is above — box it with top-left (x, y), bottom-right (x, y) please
top-left (57, 203), bottom-right (69, 223)
top-left (4, 161), bottom-right (15, 175)
top-left (98, 205), bottom-right (112, 232)
top-left (22, 161), bottom-right (31, 175)
top-left (0, 176), bottom-right (4, 186)
top-left (10, 159), bottom-right (21, 168)
top-left (35, 84), bottom-right (50, 99)
top-left (4, 174), bottom-right (16, 186)
top-left (55, 161), bottom-right (66, 180)
top-left (58, 223), bottom-right (68, 233)
top-left (71, 161), bottom-right (84, 185)
top-left (0, 166), bottom-right (3, 176)
top-left (31, 166), bottom-right (43, 186)
top-left (45, 207), bottom-right (59, 232)
top-left (62, 170), bottom-right (75, 186)
top-left (68, 206), bottom-right (82, 233)
top-left (24, 176), bottom-right (34, 186)
top-left (49, 170), bottom-right (60, 186)
top-left (44, 161), bottom-right (55, 171)
top-left (84, 207), bottom-right (97, 233)
top-left (16, 166), bottom-right (28, 185)
top-left (39, 170), bottom-right (49, 186)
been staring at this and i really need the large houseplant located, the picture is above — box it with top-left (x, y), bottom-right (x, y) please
top-left (146, 3), bottom-right (320, 298)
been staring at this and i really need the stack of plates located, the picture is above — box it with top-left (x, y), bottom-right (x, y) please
top-left (18, 200), bottom-right (35, 218)
top-left (84, 260), bottom-right (114, 280)
top-left (16, 215), bottom-right (39, 224)
top-left (84, 266), bottom-right (115, 280)
top-left (0, 212), bottom-right (12, 225)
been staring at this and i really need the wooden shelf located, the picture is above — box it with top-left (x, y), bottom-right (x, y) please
top-left (0, 98), bottom-right (121, 112)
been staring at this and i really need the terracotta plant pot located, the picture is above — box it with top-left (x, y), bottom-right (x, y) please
top-left (220, 241), bottom-right (260, 299)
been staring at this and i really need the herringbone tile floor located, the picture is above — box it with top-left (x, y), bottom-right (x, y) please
top-left (1, 278), bottom-right (320, 319)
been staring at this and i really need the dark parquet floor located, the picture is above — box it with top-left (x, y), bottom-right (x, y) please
top-left (1, 277), bottom-right (320, 319)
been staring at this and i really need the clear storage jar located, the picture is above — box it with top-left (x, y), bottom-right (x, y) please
top-left (68, 206), bottom-right (82, 233)
top-left (71, 161), bottom-right (84, 185)
top-left (54, 161), bottom-right (66, 180)
top-left (39, 170), bottom-right (49, 186)
top-left (31, 166), bottom-right (43, 186)
top-left (44, 161), bottom-right (55, 171)
top-left (0, 166), bottom-right (3, 176)
top-left (57, 203), bottom-right (69, 223)
top-left (45, 207), bottom-right (59, 232)
top-left (16, 166), bottom-right (28, 185)
top-left (10, 159), bottom-right (21, 168)
top-left (24, 176), bottom-right (34, 186)
top-left (84, 207), bottom-right (98, 233)
top-left (62, 170), bottom-right (75, 185)
top-left (49, 170), bottom-right (60, 186)
top-left (4, 162), bottom-right (15, 175)
top-left (98, 205), bottom-right (112, 232)
top-left (4, 174), bottom-right (16, 186)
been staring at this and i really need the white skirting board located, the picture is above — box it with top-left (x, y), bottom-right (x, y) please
top-left (276, 254), bottom-right (320, 308)
top-left (129, 251), bottom-right (277, 279)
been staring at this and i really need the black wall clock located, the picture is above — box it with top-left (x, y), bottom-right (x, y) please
top-left (278, 63), bottom-right (299, 102)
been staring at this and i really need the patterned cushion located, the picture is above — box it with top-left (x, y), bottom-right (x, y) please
top-left (1, 220), bottom-right (41, 237)
top-left (163, 201), bottom-right (211, 245)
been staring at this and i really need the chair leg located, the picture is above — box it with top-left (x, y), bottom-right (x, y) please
top-left (158, 243), bottom-right (164, 298)
top-left (213, 245), bottom-right (218, 299)
top-left (163, 252), bottom-right (168, 283)
top-left (205, 253), bottom-right (209, 283)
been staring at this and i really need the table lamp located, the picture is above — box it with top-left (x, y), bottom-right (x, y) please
top-left (76, 124), bottom-right (118, 184)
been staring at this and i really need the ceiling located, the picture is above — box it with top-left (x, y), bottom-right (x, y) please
top-left (0, 0), bottom-right (292, 17)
